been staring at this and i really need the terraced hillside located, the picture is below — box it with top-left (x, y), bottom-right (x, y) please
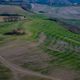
top-left (0, 10), bottom-right (80, 80)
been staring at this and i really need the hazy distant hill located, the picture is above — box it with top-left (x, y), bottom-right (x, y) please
top-left (31, 3), bottom-right (80, 19)
top-left (70, 0), bottom-right (80, 3)
top-left (27, 0), bottom-right (80, 5)
top-left (0, 0), bottom-right (80, 6)
top-left (0, 5), bottom-right (27, 15)
top-left (0, 0), bottom-right (23, 5)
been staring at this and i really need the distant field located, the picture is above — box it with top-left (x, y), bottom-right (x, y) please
top-left (0, 5), bottom-right (27, 15)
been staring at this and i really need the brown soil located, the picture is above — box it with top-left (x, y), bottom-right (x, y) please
top-left (0, 33), bottom-right (55, 80)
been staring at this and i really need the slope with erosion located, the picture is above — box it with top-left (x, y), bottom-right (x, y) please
top-left (0, 10), bottom-right (80, 80)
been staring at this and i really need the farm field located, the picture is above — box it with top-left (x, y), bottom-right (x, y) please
top-left (0, 11), bottom-right (80, 80)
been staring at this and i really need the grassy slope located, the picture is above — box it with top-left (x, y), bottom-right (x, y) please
top-left (22, 16), bottom-right (80, 70)
top-left (0, 16), bottom-right (80, 43)
top-left (0, 13), bottom-right (80, 72)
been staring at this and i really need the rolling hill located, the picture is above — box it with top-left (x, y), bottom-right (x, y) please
top-left (0, 7), bottom-right (80, 80)
top-left (0, 3), bottom-right (80, 80)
